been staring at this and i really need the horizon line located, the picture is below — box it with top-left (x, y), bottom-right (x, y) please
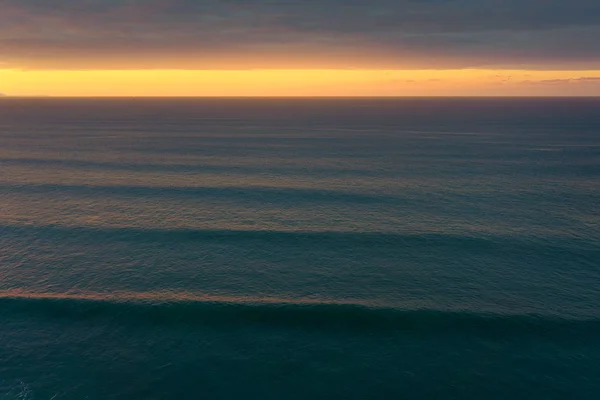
top-left (2, 95), bottom-right (600, 99)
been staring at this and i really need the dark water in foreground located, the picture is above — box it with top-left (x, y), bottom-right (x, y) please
top-left (0, 98), bottom-right (599, 399)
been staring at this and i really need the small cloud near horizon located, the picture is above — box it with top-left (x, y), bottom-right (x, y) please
top-left (520, 77), bottom-right (600, 85)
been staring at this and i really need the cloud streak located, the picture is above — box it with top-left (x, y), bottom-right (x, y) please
top-left (2, 0), bottom-right (600, 69)
top-left (520, 77), bottom-right (600, 85)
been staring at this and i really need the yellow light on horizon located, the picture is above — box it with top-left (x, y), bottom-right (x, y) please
top-left (1, 69), bottom-right (600, 97)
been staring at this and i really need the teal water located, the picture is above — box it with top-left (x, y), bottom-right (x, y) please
top-left (1, 98), bottom-right (599, 399)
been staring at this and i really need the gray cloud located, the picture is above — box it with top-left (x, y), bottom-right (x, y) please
top-left (2, 0), bottom-right (600, 69)
top-left (520, 77), bottom-right (600, 85)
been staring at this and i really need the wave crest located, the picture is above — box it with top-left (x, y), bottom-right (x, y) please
top-left (1, 292), bottom-right (598, 338)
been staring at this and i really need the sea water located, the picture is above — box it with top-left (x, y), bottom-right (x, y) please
top-left (0, 98), bottom-right (599, 399)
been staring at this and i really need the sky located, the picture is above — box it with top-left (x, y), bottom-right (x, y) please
top-left (1, 0), bottom-right (600, 96)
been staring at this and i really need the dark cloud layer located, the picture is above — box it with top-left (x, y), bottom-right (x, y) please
top-left (2, 0), bottom-right (600, 69)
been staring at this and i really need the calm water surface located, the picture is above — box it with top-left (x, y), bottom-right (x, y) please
top-left (0, 98), bottom-right (599, 399)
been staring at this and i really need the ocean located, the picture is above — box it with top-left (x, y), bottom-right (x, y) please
top-left (0, 98), bottom-right (599, 399)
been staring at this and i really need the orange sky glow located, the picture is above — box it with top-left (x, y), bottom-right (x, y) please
top-left (2, 68), bottom-right (600, 97)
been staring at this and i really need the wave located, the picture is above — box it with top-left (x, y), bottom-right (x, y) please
top-left (0, 157), bottom-right (382, 177)
top-left (1, 292), bottom-right (598, 338)
top-left (2, 224), bottom-right (598, 253)
top-left (0, 224), bottom-right (516, 248)
top-left (0, 182), bottom-right (401, 205)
